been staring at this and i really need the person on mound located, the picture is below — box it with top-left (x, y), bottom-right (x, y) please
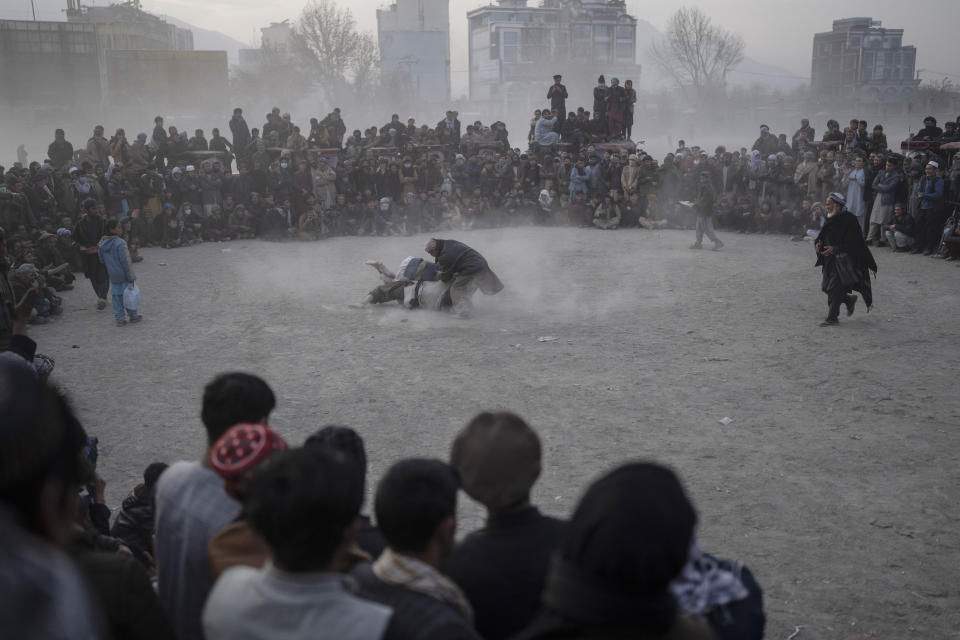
top-left (359, 257), bottom-right (449, 311)
top-left (814, 192), bottom-right (877, 327)
top-left (425, 239), bottom-right (503, 318)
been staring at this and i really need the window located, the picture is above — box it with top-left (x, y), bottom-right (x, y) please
top-left (615, 41), bottom-right (633, 60)
top-left (616, 25), bottom-right (632, 39)
top-left (573, 24), bottom-right (591, 40)
top-left (502, 30), bottom-right (518, 62)
top-left (594, 25), bottom-right (611, 41)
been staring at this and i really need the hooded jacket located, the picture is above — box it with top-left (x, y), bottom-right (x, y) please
top-left (98, 235), bottom-right (134, 285)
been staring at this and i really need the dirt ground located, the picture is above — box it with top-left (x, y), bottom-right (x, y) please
top-left (34, 227), bottom-right (959, 639)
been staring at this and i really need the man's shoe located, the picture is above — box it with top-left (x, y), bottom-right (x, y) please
top-left (712, 240), bottom-right (724, 251)
top-left (819, 318), bottom-right (839, 327)
top-left (910, 248), bottom-right (923, 254)
top-left (689, 243), bottom-right (702, 250)
top-left (845, 295), bottom-right (857, 317)
top-left (129, 316), bottom-right (143, 323)
top-left (116, 320), bottom-right (128, 327)
top-left (865, 239), bottom-right (874, 246)
top-left (96, 298), bottom-right (107, 310)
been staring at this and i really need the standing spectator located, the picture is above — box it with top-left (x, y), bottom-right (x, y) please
top-left (593, 76), bottom-right (609, 135)
top-left (230, 108), bottom-right (251, 157)
top-left (912, 161), bottom-right (946, 255)
top-left (86, 125), bottom-right (110, 169)
top-left (841, 155), bottom-right (867, 234)
top-left (444, 412), bottom-right (565, 640)
top-left (151, 116), bottom-right (168, 169)
top-left (623, 79), bottom-right (637, 140)
top-left (547, 75), bottom-right (567, 129)
top-left (517, 463), bottom-right (715, 640)
top-left (47, 128), bottom-right (74, 170)
top-left (353, 458), bottom-right (479, 640)
top-left (203, 447), bottom-right (392, 640)
top-left (155, 372), bottom-right (276, 640)
top-left (98, 218), bottom-right (140, 326)
top-left (867, 156), bottom-right (902, 245)
top-left (73, 198), bottom-right (109, 310)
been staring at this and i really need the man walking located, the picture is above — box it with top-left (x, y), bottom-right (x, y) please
top-left (425, 239), bottom-right (503, 318)
top-left (689, 171), bottom-right (723, 251)
top-left (74, 198), bottom-right (109, 310)
top-left (98, 219), bottom-right (140, 326)
top-left (814, 192), bottom-right (877, 327)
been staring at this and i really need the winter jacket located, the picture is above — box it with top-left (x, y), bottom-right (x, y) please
top-left (111, 485), bottom-right (157, 559)
top-left (98, 235), bottom-right (134, 285)
top-left (432, 239), bottom-right (489, 278)
top-left (871, 169), bottom-right (902, 207)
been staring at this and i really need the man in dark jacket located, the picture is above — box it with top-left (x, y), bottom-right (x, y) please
top-left (111, 462), bottom-right (168, 568)
top-left (815, 192), bottom-right (877, 326)
top-left (73, 198), bottom-right (109, 310)
top-left (229, 108), bottom-right (251, 156)
top-left (547, 75), bottom-right (568, 130)
top-left (425, 238), bottom-right (503, 318)
top-left (47, 128), bottom-right (74, 170)
top-left (689, 172), bottom-right (723, 250)
top-left (443, 412), bottom-right (565, 640)
top-left (353, 459), bottom-right (480, 640)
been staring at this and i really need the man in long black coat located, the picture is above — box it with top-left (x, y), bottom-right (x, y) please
top-left (815, 192), bottom-right (877, 326)
top-left (426, 239), bottom-right (503, 318)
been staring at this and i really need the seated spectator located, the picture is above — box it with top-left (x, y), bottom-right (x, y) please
top-left (0, 353), bottom-right (105, 637)
top-left (443, 412), bottom-right (565, 640)
top-left (912, 116), bottom-right (942, 141)
top-left (207, 423), bottom-right (288, 582)
top-left (940, 216), bottom-right (960, 261)
top-left (305, 425), bottom-right (387, 559)
top-left (884, 203), bottom-right (914, 252)
top-left (353, 459), bottom-right (479, 640)
top-left (203, 447), bottom-right (392, 640)
top-left (111, 461), bottom-right (169, 570)
top-left (516, 463), bottom-right (716, 640)
top-left (155, 372), bottom-right (276, 640)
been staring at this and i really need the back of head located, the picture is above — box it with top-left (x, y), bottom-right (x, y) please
top-left (304, 425), bottom-right (367, 480)
top-left (244, 447), bottom-right (363, 571)
top-left (451, 411), bottom-right (541, 512)
top-left (201, 372), bottom-right (276, 445)
top-left (374, 458), bottom-right (458, 554)
top-left (0, 353), bottom-right (91, 541)
top-left (542, 462), bottom-right (696, 631)
top-left (143, 462), bottom-right (168, 488)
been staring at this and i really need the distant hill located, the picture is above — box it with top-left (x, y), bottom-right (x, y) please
top-left (633, 18), bottom-right (806, 91)
top-left (162, 15), bottom-right (250, 65)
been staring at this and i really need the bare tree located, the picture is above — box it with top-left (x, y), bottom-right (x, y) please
top-left (350, 32), bottom-right (380, 97)
top-left (650, 7), bottom-right (745, 105)
top-left (293, 0), bottom-right (360, 94)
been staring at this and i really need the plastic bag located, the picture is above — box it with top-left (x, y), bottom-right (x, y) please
top-left (123, 283), bottom-right (141, 313)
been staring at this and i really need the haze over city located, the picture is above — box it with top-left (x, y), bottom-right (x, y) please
top-left (9, 0), bottom-right (960, 88)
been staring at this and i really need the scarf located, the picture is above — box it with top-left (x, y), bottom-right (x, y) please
top-left (372, 549), bottom-right (473, 622)
top-left (669, 539), bottom-right (749, 615)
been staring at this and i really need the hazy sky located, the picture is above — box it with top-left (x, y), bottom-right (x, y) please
top-left (12, 0), bottom-right (960, 82)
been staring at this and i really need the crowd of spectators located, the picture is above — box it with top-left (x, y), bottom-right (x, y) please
top-left (3, 83), bottom-right (960, 325)
top-left (1, 354), bottom-right (767, 639)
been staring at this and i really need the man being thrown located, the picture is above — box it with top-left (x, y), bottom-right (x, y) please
top-left (425, 239), bottom-right (503, 318)
top-left (359, 256), bottom-right (448, 311)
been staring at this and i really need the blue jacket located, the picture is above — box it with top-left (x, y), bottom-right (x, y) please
top-left (916, 175), bottom-right (944, 211)
top-left (871, 169), bottom-right (901, 206)
top-left (97, 235), bottom-right (134, 285)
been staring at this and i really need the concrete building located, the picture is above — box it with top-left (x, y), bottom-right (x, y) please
top-left (239, 20), bottom-right (295, 71)
top-left (377, 0), bottom-right (450, 103)
top-left (0, 19), bottom-right (101, 111)
top-left (811, 17), bottom-right (919, 106)
top-left (467, 0), bottom-right (641, 111)
top-left (66, 0), bottom-right (193, 52)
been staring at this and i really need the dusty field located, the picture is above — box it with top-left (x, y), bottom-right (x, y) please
top-left (35, 227), bottom-right (959, 639)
